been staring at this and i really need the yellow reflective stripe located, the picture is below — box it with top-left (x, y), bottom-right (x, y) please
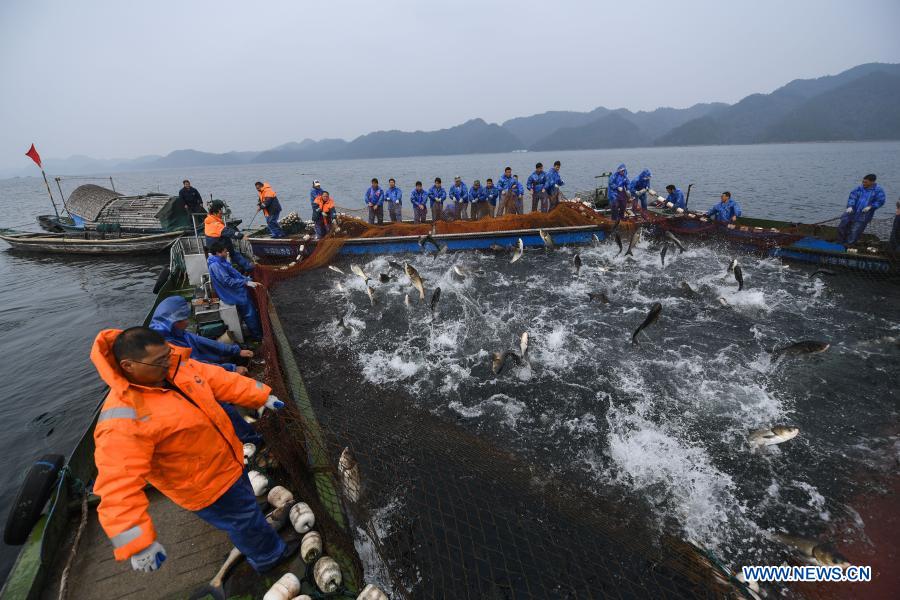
top-left (97, 407), bottom-right (137, 423)
top-left (110, 525), bottom-right (142, 548)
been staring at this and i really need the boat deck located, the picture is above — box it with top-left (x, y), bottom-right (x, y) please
top-left (41, 489), bottom-right (233, 600)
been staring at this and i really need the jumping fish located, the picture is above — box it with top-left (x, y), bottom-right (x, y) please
top-left (490, 350), bottom-right (522, 375)
top-left (631, 302), bottom-right (662, 345)
top-left (749, 425), bottom-right (799, 448)
top-left (734, 264), bottom-right (744, 291)
top-left (591, 233), bottom-right (601, 247)
top-left (388, 260), bottom-right (403, 271)
top-left (418, 234), bottom-right (442, 252)
top-left (404, 262), bottom-right (425, 301)
top-left (538, 229), bottom-right (555, 248)
top-left (404, 294), bottom-right (410, 307)
top-left (664, 231), bottom-right (686, 253)
top-left (680, 282), bottom-right (698, 297)
top-left (519, 332), bottom-right (529, 358)
top-left (573, 253), bottom-right (582, 275)
top-left (378, 273), bottom-right (392, 283)
top-left (351, 264), bottom-right (370, 284)
top-left (727, 258), bottom-right (738, 273)
top-left (772, 340), bottom-right (830, 357)
top-left (510, 238), bottom-right (524, 263)
top-left (452, 265), bottom-right (467, 280)
top-left (328, 265), bottom-right (345, 275)
top-left (624, 228), bottom-right (640, 257)
top-left (338, 447), bottom-right (361, 503)
top-left (660, 243), bottom-right (669, 266)
top-left (430, 287), bottom-right (441, 312)
top-left (614, 232), bottom-right (623, 256)
top-left (771, 533), bottom-right (851, 569)
top-left (337, 316), bottom-right (352, 336)
top-left (718, 297), bottom-right (730, 307)
top-left (336, 281), bottom-right (345, 293)
top-left (611, 219), bottom-right (621, 235)
top-left (365, 286), bottom-right (376, 306)
top-left (587, 292), bottom-right (610, 303)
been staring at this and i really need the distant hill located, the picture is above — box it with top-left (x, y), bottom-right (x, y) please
top-left (4, 62), bottom-right (897, 178)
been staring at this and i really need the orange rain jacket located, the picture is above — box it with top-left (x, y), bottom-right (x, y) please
top-left (203, 212), bottom-right (226, 238)
top-left (90, 328), bottom-right (271, 560)
top-left (257, 183), bottom-right (277, 216)
top-left (314, 194), bottom-right (336, 225)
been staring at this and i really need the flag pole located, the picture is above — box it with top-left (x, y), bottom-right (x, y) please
top-left (41, 169), bottom-right (60, 218)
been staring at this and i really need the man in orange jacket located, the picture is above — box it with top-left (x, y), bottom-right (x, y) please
top-left (91, 326), bottom-right (290, 573)
top-left (255, 181), bottom-right (285, 238)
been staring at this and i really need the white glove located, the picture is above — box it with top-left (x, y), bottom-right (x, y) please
top-left (246, 281), bottom-right (260, 288)
top-left (845, 207), bottom-right (854, 214)
top-left (676, 208), bottom-right (685, 214)
top-left (862, 206), bottom-right (871, 212)
top-left (258, 394), bottom-right (284, 417)
top-left (649, 189), bottom-right (657, 196)
top-left (131, 541), bottom-right (167, 572)
top-left (666, 202), bottom-right (674, 208)
top-left (617, 187), bottom-right (623, 192)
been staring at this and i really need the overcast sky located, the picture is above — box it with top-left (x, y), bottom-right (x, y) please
top-left (1, 0), bottom-right (898, 168)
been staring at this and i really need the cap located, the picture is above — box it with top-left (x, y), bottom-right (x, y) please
top-left (454, 175), bottom-right (461, 180)
top-left (313, 180), bottom-right (321, 186)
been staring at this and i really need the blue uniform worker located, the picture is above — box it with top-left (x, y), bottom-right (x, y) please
top-left (428, 179), bottom-right (447, 222)
top-left (608, 164), bottom-right (629, 220)
top-left (483, 180), bottom-right (501, 217)
top-left (527, 164), bottom-right (547, 213)
top-left (410, 183), bottom-right (429, 223)
top-left (365, 179), bottom-right (385, 225)
top-left (664, 186), bottom-right (686, 211)
top-left (385, 180), bottom-right (403, 223)
top-left (468, 181), bottom-right (487, 220)
top-left (207, 241), bottom-right (263, 340)
top-left (497, 169), bottom-right (515, 216)
top-left (310, 181), bottom-right (325, 210)
top-left (544, 161), bottom-right (564, 211)
top-left (449, 177), bottom-right (469, 220)
top-left (629, 169), bottom-right (652, 211)
top-left (836, 174), bottom-right (887, 246)
top-left (706, 192), bottom-right (742, 222)
top-left (149, 296), bottom-right (262, 446)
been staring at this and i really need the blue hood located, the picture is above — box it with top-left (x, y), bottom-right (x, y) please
top-left (149, 296), bottom-right (192, 339)
top-left (638, 169), bottom-right (651, 180)
top-left (616, 163), bottom-right (627, 175)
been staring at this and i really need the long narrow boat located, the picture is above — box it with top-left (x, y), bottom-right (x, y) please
top-left (0, 247), bottom-right (363, 599)
top-left (0, 230), bottom-right (183, 255)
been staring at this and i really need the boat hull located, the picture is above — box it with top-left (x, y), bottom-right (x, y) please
top-left (0, 231), bottom-right (182, 255)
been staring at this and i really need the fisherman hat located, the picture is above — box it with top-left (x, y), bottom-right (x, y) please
top-left (313, 180), bottom-right (321, 186)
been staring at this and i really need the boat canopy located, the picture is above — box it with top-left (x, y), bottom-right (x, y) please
top-left (65, 184), bottom-right (192, 232)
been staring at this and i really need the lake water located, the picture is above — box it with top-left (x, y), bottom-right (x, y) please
top-left (0, 141), bottom-right (897, 586)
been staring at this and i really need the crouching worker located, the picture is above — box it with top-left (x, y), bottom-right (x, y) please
top-left (149, 296), bottom-right (261, 445)
top-left (91, 326), bottom-right (289, 573)
top-left (313, 190), bottom-right (337, 238)
top-left (204, 201), bottom-right (254, 273)
top-left (207, 241), bottom-right (263, 340)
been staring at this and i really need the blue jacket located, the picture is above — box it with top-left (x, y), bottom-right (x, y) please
top-left (545, 169), bottom-right (564, 194)
top-left (609, 164), bottom-right (629, 196)
top-left (428, 185), bottom-right (447, 205)
top-left (468, 185), bottom-right (485, 202)
top-left (410, 189), bottom-right (429, 208)
top-left (385, 186), bottom-right (402, 205)
top-left (149, 296), bottom-right (241, 372)
top-left (484, 186), bottom-right (501, 205)
top-left (665, 188), bottom-right (686, 209)
top-left (846, 184), bottom-right (886, 223)
top-left (497, 174), bottom-right (515, 191)
top-left (526, 171), bottom-right (547, 192)
top-left (629, 169), bottom-right (652, 195)
top-left (449, 182), bottom-right (469, 203)
top-left (365, 186), bottom-right (385, 207)
top-left (707, 199), bottom-right (742, 221)
top-left (207, 254), bottom-right (251, 306)
top-left (310, 187), bottom-right (325, 207)
top-left (508, 180), bottom-right (524, 197)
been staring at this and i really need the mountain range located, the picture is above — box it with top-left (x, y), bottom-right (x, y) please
top-left (6, 62), bottom-right (898, 178)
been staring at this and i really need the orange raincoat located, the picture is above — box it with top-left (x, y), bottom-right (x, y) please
top-left (257, 182), bottom-right (277, 216)
top-left (90, 328), bottom-right (271, 560)
top-left (203, 212), bottom-right (226, 238)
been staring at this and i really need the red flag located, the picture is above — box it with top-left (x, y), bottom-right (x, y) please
top-left (25, 144), bottom-right (42, 169)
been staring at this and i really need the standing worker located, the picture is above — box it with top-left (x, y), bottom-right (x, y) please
top-left (483, 178), bottom-right (500, 217)
top-left (309, 180), bottom-right (325, 211)
top-left (706, 192), bottom-right (742, 223)
top-left (204, 200), bottom-right (254, 273)
top-left (385, 178), bottom-right (403, 223)
top-left (449, 176), bottom-right (469, 220)
top-left (207, 241), bottom-right (264, 340)
top-left (497, 167), bottom-right (514, 217)
top-left (254, 181), bottom-right (284, 239)
top-left (410, 181), bottom-right (429, 223)
top-left (629, 169), bottom-right (652, 212)
top-left (428, 177), bottom-right (447, 223)
top-left (178, 179), bottom-right (206, 214)
top-left (90, 326), bottom-right (291, 574)
top-left (365, 178), bottom-right (385, 225)
top-left (527, 163), bottom-right (547, 213)
top-left (836, 174), bottom-right (886, 246)
top-left (468, 180), bottom-right (487, 220)
top-left (313, 190), bottom-right (337, 238)
top-left (544, 161), bottom-right (565, 211)
top-left (512, 175), bottom-right (525, 214)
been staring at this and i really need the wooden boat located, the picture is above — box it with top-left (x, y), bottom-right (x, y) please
top-left (47, 184), bottom-right (193, 234)
top-left (0, 230), bottom-right (183, 255)
top-left (649, 208), bottom-right (898, 275)
top-left (0, 254), bottom-right (361, 599)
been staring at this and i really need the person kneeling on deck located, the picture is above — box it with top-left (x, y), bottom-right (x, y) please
top-left (663, 184), bottom-right (686, 213)
top-left (410, 181), bottom-right (429, 223)
top-left (204, 201), bottom-right (254, 273)
top-left (149, 296), bottom-right (263, 447)
top-left (313, 190), bottom-right (337, 238)
top-left (837, 174), bottom-right (886, 246)
top-left (207, 241), bottom-right (264, 340)
top-left (91, 326), bottom-right (289, 573)
top-left (706, 191), bottom-right (741, 223)
top-left (255, 181), bottom-right (285, 239)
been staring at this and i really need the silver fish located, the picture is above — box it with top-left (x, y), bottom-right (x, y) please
top-left (772, 533), bottom-right (851, 569)
top-left (727, 258), bottom-right (738, 273)
top-left (510, 238), bottom-right (524, 263)
top-left (660, 243), bottom-right (668, 266)
top-left (491, 350), bottom-right (522, 375)
top-left (718, 297), bottom-right (730, 307)
top-left (772, 340), bottom-right (830, 357)
top-left (664, 231), bottom-right (686, 253)
top-left (519, 332), bottom-right (529, 358)
top-left (418, 234), bottom-right (441, 252)
top-left (573, 253), bottom-right (582, 275)
top-left (734, 264), bottom-right (744, 291)
top-left (539, 229), bottom-right (555, 248)
top-left (378, 273), bottom-right (392, 283)
top-left (404, 294), bottom-right (410, 307)
top-left (749, 425), bottom-right (799, 448)
top-left (591, 233), bottom-right (601, 247)
top-left (624, 228), bottom-right (640, 257)
top-left (404, 262), bottom-right (425, 301)
top-left (338, 447), bottom-right (361, 503)
top-left (365, 286), bottom-right (376, 306)
top-left (351, 263), bottom-right (370, 283)
top-left (337, 316), bottom-right (352, 336)
top-left (388, 260), bottom-right (403, 271)
top-left (328, 265), bottom-right (345, 275)
top-left (632, 302), bottom-right (662, 345)
top-left (680, 282), bottom-right (698, 297)
top-left (452, 265), bottom-right (466, 280)
top-left (430, 287), bottom-right (441, 312)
